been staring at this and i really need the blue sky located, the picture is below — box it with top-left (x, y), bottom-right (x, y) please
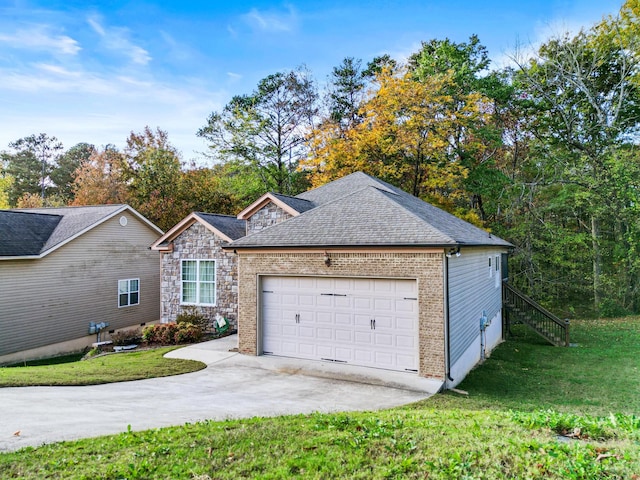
top-left (0, 0), bottom-right (624, 162)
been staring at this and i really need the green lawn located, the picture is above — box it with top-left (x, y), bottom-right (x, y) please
top-left (1, 318), bottom-right (639, 479)
top-left (0, 347), bottom-right (206, 386)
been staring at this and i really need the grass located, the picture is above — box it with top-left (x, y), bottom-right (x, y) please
top-left (1, 318), bottom-right (639, 479)
top-left (0, 347), bottom-right (206, 386)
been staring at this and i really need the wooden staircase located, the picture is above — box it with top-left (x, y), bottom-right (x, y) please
top-left (502, 282), bottom-right (570, 347)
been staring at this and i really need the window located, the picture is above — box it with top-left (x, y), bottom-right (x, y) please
top-left (494, 255), bottom-right (501, 288)
top-left (181, 260), bottom-right (216, 305)
top-left (118, 279), bottom-right (139, 307)
top-left (488, 257), bottom-right (493, 278)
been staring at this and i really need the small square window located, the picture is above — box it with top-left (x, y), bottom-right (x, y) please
top-left (118, 278), bottom-right (140, 307)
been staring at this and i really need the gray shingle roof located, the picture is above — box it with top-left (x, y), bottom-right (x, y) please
top-left (11, 205), bottom-right (126, 254)
top-left (0, 211), bottom-right (62, 256)
top-left (195, 213), bottom-right (246, 240)
top-left (269, 193), bottom-right (316, 213)
top-left (230, 172), bottom-right (512, 249)
top-left (1, 204), bottom-right (160, 258)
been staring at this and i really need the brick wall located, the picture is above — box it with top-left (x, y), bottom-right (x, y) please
top-left (160, 222), bottom-right (238, 326)
top-left (237, 251), bottom-right (445, 380)
top-left (246, 203), bottom-right (293, 234)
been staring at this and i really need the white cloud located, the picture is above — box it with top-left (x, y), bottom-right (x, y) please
top-left (0, 27), bottom-right (80, 55)
top-left (242, 5), bottom-right (298, 33)
top-left (227, 71), bottom-right (242, 82)
top-left (0, 60), bottom-right (226, 158)
top-left (87, 15), bottom-right (151, 65)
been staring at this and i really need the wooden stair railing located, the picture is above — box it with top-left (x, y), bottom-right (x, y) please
top-left (503, 281), bottom-right (570, 347)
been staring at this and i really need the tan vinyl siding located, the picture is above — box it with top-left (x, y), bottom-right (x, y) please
top-left (447, 247), bottom-right (504, 365)
top-left (0, 211), bottom-right (160, 358)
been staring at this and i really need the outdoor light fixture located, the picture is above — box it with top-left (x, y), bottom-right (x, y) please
top-left (323, 251), bottom-right (331, 266)
top-left (446, 246), bottom-right (461, 258)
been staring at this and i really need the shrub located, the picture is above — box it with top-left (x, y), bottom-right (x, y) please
top-left (174, 323), bottom-right (203, 344)
top-left (176, 306), bottom-right (210, 331)
top-left (110, 329), bottom-right (142, 346)
top-left (141, 322), bottom-right (202, 345)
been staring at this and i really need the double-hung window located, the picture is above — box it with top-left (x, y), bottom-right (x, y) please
top-left (118, 278), bottom-right (140, 307)
top-left (181, 260), bottom-right (216, 305)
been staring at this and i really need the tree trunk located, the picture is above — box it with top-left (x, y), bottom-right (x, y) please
top-left (592, 215), bottom-right (602, 312)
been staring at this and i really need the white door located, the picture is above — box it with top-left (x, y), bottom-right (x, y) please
top-left (261, 276), bottom-right (419, 373)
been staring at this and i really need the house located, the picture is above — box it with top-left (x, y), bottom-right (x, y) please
top-left (151, 212), bottom-right (245, 325)
top-left (154, 172), bottom-right (512, 388)
top-left (0, 205), bottom-right (163, 364)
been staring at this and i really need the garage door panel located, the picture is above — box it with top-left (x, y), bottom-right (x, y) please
top-left (335, 328), bottom-right (352, 342)
top-left (335, 313), bottom-right (351, 326)
top-left (374, 351), bottom-right (394, 367)
top-left (334, 347), bottom-right (353, 361)
top-left (334, 296), bottom-right (351, 308)
top-left (262, 276), bottom-right (419, 373)
top-left (354, 349), bottom-right (373, 363)
top-left (354, 331), bottom-right (372, 345)
top-left (354, 314), bottom-right (371, 328)
top-left (396, 335), bottom-right (415, 348)
top-left (375, 333), bottom-right (394, 346)
top-left (317, 344), bottom-right (333, 357)
top-left (317, 327), bottom-right (333, 340)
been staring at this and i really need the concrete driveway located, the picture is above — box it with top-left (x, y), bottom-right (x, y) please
top-left (0, 335), bottom-right (440, 452)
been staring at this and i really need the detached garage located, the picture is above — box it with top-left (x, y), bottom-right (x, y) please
top-left (226, 172), bottom-right (512, 388)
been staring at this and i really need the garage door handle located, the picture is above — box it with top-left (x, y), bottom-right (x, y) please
top-left (295, 313), bottom-right (300, 323)
top-left (370, 319), bottom-right (376, 330)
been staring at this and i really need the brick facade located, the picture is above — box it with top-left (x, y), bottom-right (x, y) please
top-left (247, 203), bottom-right (293, 234)
top-left (160, 222), bottom-right (238, 326)
top-left (237, 251), bottom-right (446, 380)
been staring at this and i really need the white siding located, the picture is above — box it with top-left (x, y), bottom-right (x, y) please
top-left (0, 211), bottom-right (160, 359)
top-left (447, 248), bottom-right (504, 366)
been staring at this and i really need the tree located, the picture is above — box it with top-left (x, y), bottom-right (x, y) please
top-left (0, 173), bottom-right (12, 209)
top-left (3, 133), bottom-right (62, 201)
top-left (72, 146), bottom-right (129, 206)
top-left (1, 134), bottom-right (63, 206)
top-left (123, 127), bottom-right (185, 230)
top-left (325, 57), bottom-right (370, 131)
top-left (198, 66), bottom-right (318, 195)
top-left (514, 18), bottom-right (640, 313)
top-left (50, 143), bottom-right (95, 203)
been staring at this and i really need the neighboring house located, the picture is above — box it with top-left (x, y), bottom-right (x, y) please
top-left (154, 172), bottom-right (512, 389)
top-left (0, 205), bottom-right (163, 364)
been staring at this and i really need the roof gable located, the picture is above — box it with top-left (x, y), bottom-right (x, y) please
top-left (237, 192), bottom-right (315, 220)
top-left (2, 205), bottom-right (162, 259)
top-left (151, 212), bottom-right (246, 250)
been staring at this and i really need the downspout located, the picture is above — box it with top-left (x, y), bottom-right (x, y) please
top-left (444, 254), bottom-right (454, 384)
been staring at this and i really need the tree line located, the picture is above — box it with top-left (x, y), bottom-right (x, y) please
top-left (1, 0), bottom-right (638, 317)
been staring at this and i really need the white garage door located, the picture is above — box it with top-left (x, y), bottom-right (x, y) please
top-left (261, 276), bottom-right (419, 373)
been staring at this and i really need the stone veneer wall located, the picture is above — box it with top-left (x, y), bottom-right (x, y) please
top-left (237, 251), bottom-right (446, 380)
top-left (160, 222), bottom-right (238, 326)
top-left (246, 203), bottom-right (293, 234)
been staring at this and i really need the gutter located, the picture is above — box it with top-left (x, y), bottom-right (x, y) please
top-left (444, 254), bottom-right (454, 385)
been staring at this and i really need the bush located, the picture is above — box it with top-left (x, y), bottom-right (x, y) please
top-left (176, 306), bottom-right (210, 331)
top-left (142, 322), bottom-right (202, 345)
top-left (173, 323), bottom-right (203, 344)
top-left (110, 329), bottom-right (142, 346)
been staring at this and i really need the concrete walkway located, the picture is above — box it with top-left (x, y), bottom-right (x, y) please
top-left (1, 335), bottom-right (440, 452)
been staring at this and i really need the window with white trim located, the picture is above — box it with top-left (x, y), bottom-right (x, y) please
top-left (494, 255), bottom-right (501, 288)
top-left (118, 278), bottom-right (139, 307)
top-left (181, 260), bottom-right (216, 305)
top-left (488, 256), bottom-right (493, 278)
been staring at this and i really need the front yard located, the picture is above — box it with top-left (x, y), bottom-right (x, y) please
top-left (1, 317), bottom-right (639, 478)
